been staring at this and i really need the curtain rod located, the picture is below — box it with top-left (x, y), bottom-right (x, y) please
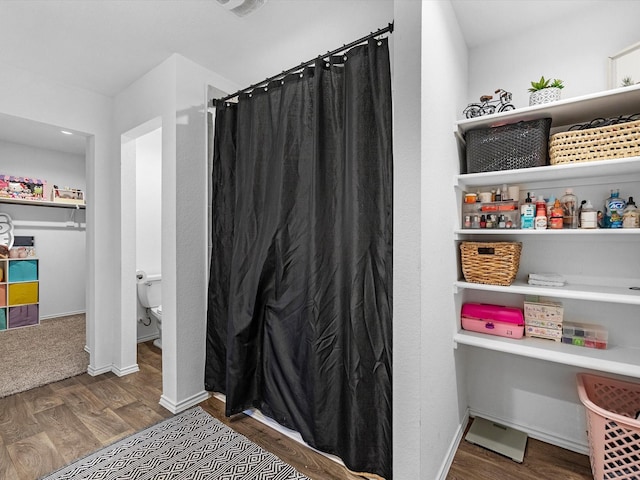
top-left (211, 21), bottom-right (394, 105)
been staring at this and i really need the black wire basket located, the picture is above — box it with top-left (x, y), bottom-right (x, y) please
top-left (464, 118), bottom-right (552, 173)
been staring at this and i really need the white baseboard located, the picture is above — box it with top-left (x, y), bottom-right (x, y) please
top-left (136, 333), bottom-right (159, 343)
top-left (40, 310), bottom-right (86, 320)
top-left (112, 363), bottom-right (140, 377)
top-left (436, 410), bottom-right (470, 480)
top-left (469, 409), bottom-right (589, 455)
top-left (87, 364), bottom-right (113, 376)
top-left (159, 390), bottom-right (210, 414)
top-left (86, 362), bottom-right (139, 377)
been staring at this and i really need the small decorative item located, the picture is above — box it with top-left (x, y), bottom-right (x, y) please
top-left (0, 213), bottom-right (14, 251)
top-left (528, 76), bottom-right (564, 106)
top-left (51, 185), bottom-right (85, 205)
top-left (0, 175), bottom-right (46, 201)
top-left (463, 88), bottom-right (515, 118)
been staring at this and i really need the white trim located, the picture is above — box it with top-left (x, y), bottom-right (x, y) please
top-left (87, 364), bottom-right (112, 376)
top-left (136, 333), bottom-right (160, 343)
top-left (436, 410), bottom-right (470, 480)
top-left (112, 363), bottom-right (140, 377)
top-left (159, 390), bottom-right (210, 414)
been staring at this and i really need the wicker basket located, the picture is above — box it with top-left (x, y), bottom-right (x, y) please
top-left (465, 118), bottom-right (552, 173)
top-left (550, 119), bottom-right (640, 165)
top-left (460, 242), bottom-right (522, 286)
top-left (577, 373), bottom-right (640, 480)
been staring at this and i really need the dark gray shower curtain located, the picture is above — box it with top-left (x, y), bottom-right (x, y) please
top-left (205, 38), bottom-right (392, 479)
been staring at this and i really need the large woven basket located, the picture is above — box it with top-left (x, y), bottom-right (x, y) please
top-left (550, 119), bottom-right (640, 165)
top-left (460, 242), bottom-right (522, 286)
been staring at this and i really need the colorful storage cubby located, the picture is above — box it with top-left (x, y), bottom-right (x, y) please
top-left (1, 257), bottom-right (39, 330)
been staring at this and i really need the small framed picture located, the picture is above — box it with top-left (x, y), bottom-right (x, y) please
top-left (608, 41), bottom-right (640, 89)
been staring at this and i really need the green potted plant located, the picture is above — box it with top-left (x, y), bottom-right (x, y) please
top-left (528, 76), bottom-right (564, 105)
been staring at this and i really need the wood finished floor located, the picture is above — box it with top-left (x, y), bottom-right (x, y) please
top-left (0, 341), bottom-right (594, 480)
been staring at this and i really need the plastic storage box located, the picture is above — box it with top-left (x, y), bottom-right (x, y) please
top-left (562, 322), bottom-right (608, 349)
top-left (577, 373), bottom-right (640, 480)
top-left (461, 200), bottom-right (520, 229)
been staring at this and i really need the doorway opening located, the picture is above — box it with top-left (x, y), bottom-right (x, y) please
top-left (120, 118), bottom-right (162, 383)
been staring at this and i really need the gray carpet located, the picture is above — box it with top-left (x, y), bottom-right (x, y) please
top-left (0, 314), bottom-right (88, 398)
top-left (41, 406), bottom-right (311, 480)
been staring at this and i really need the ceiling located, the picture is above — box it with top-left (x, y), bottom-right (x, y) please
top-left (0, 0), bottom-right (609, 155)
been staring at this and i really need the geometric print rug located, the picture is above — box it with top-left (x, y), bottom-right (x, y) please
top-left (40, 407), bottom-right (311, 480)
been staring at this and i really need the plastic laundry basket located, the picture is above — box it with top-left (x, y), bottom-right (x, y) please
top-left (577, 373), bottom-right (640, 479)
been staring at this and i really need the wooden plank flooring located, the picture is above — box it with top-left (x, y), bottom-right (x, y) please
top-left (0, 341), bottom-right (594, 479)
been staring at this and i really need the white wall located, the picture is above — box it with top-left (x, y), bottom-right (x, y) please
top-left (466, 2), bottom-right (640, 110)
top-left (462, 0), bottom-right (640, 454)
top-left (115, 53), bottom-right (237, 411)
top-left (0, 140), bottom-right (86, 318)
top-left (392, 1), bottom-right (470, 478)
top-left (135, 128), bottom-right (162, 277)
top-left (420, 2), bottom-right (470, 477)
top-left (0, 61), bottom-right (116, 375)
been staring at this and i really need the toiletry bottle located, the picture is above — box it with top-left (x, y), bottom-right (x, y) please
top-left (521, 193), bottom-right (535, 229)
top-left (495, 188), bottom-right (502, 202)
top-left (546, 195), bottom-right (556, 224)
top-left (550, 199), bottom-right (564, 229)
top-left (561, 188), bottom-right (578, 229)
top-left (577, 200), bottom-right (586, 227)
top-left (580, 200), bottom-right (597, 229)
top-left (622, 196), bottom-right (640, 228)
top-left (534, 201), bottom-right (547, 229)
top-left (604, 189), bottom-right (625, 228)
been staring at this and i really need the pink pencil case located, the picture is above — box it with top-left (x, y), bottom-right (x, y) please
top-left (461, 303), bottom-right (524, 339)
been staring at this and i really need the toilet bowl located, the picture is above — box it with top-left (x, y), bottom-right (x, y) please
top-left (136, 270), bottom-right (163, 349)
top-left (149, 305), bottom-right (162, 349)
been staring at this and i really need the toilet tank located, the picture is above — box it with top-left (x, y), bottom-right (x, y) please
top-left (136, 272), bottom-right (161, 308)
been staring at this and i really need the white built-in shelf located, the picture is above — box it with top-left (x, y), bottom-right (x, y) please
top-left (453, 330), bottom-right (640, 378)
top-left (455, 83), bottom-right (640, 137)
top-left (0, 197), bottom-right (85, 209)
top-left (455, 156), bottom-right (640, 190)
top-left (453, 85), bottom-right (640, 378)
top-left (454, 279), bottom-right (640, 305)
top-left (455, 228), bottom-right (640, 237)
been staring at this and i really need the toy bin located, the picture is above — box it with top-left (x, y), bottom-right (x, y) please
top-left (577, 373), bottom-right (640, 480)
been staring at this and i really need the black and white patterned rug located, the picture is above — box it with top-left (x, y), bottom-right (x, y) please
top-left (41, 406), bottom-right (310, 480)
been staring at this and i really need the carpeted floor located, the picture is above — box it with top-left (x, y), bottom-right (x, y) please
top-left (41, 406), bottom-right (311, 480)
top-left (0, 314), bottom-right (88, 398)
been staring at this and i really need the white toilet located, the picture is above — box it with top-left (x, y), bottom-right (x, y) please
top-left (136, 270), bottom-right (163, 349)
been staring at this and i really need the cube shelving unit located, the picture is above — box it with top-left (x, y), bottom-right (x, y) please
top-left (0, 257), bottom-right (39, 330)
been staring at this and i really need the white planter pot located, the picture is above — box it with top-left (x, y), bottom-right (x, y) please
top-left (529, 87), bottom-right (562, 106)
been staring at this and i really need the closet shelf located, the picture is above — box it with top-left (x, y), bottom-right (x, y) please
top-left (455, 228), bottom-right (640, 237)
top-left (455, 156), bottom-right (640, 190)
top-left (455, 83), bottom-right (640, 137)
top-left (0, 197), bottom-right (85, 209)
top-left (454, 280), bottom-right (640, 305)
top-left (453, 330), bottom-right (640, 379)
